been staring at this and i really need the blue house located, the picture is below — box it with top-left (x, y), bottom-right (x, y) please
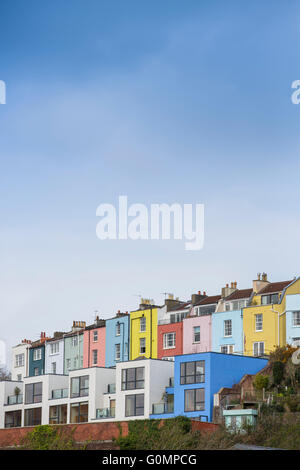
top-left (150, 352), bottom-right (268, 422)
top-left (286, 293), bottom-right (300, 347)
top-left (28, 341), bottom-right (46, 377)
top-left (105, 313), bottom-right (130, 368)
top-left (212, 289), bottom-right (253, 355)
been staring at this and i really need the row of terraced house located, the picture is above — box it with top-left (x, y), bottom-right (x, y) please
top-left (1, 272), bottom-right (300, 429)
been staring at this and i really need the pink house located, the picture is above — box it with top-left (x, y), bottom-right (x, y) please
top-left (83, 318), bottom-right (106, 368)
top-left (183, 295), bottom-right (220, 354)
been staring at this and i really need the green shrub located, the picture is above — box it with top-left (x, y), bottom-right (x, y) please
top-left (253, 374), bottom-right (269, 391)
top-left (115, 417), bottom-right (196, 450)
top-left (20, 425), bottom-right (78, 450)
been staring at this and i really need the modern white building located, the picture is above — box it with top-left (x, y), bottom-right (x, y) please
top-left (0, 359), bottom-right (174, 428)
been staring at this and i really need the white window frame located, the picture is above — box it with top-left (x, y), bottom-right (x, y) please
top-left (50, 343), bottom-right (59, 355)
top-left (15, 353), bottom-right (24, 367)
top-left (140, 337), bottom-right (146, 355)
top-left (140, 317), bottom-right (146, 332)
top-left (93, 330), bottom-right (98, 342)
top-left (163, 332), bottom-right (176, 349)
top-left (116, 323), bottom-right (121, 336)
top-left (293, 311), bottom-right (300, 327)
top-left (33, 349), bottom-right (42, 361)
top-left (193, 326), bottom-right (201, 343)
top-left (220, 345), bottom-right (234, 354)
top-left (51, 362), bottom-right (56, 374)
top-left (224, 319), bottom-right (232, 337)
top-left (255, 314), bottom-right (263, 332)
top-left (253, 341), bottom-right (264, 357)
top-left (92, 349), bottom-right (98, 365)
top-left (71, 336), bottom-right (78, 347)
top-left (115, 343), bottom-right (121, 361)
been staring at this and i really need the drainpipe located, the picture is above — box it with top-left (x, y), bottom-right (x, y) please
top-left (150, 308), bottom-right (152, 358)
top-left (271, 307), bottom-right (286, 346)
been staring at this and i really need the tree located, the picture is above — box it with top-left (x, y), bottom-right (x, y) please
top-left (253, 374), bottom-right (269, 391)
top-left (0, 367), bottom-right (11, 381)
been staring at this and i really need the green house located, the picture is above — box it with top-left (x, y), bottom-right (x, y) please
top-left (223, 409), bottom-right (258, 433)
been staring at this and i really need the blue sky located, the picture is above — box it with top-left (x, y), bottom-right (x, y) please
top-left (1, 0), bottom-right (300, 366)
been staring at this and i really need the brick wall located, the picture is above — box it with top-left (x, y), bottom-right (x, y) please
top-left (0, 419), bottom-right (218, 448)
top-left (0, 421), bottom-right (129, 448)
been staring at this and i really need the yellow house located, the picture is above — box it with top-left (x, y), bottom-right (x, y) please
top-left (243, 275), bottom-right (298, 357)
top-left (130, 300), bottom-right (159, 360)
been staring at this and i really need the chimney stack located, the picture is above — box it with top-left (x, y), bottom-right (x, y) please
top-left (222, 282), bottom-right (237, 298)
top-left (253, 272), bottom-right (269, 293)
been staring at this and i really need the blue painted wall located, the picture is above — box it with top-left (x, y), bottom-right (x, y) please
top-left (212, 310), bottom-right (244, 354)
top-left (105, 315), bottom-right (130, 367)
top-left (28, 345), bottom-right (45, 377)
top-left (150, 352), bottom-right (268, 422)
top-left (286, 294), bottom-right (300, 345)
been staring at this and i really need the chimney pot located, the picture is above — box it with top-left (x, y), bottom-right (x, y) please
top-left (198, 291), bottom-right (201, 295)
top-left (226, 284), bottom-right (229, 288)
top-left (203, 291), bottom-right (206, 295)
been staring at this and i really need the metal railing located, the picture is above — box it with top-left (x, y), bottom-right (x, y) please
top-left (152, 402), bottom-right (174, 415)
top-left (107, 383), bottom-right (116, 394)
top-left (96, 408), bottom-right (115, 419)
top-left (51, 388), bottom-right (68, 399)
top-left (7, 394), bottom-right (23, 405)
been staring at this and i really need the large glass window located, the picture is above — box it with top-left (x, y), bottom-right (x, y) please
top-left (122, 367), bottom-right (145, 390)
top-left (293, 311), bottom-right (300, 327)
top-left (125, 394), bottom-right (144, 417)
top-left (5, 410), bottom-right (21, 428)
top-left (25, 382), bottom-right (42, 404)
top-left (49, 404), bottom-right (67, 424)
top-left (180, 361), bottom-right (205, 385)
top-left (71, 376), bottom-right (89, 398)
top-left (261, 294), bottom-right (279, 305)
top-left (25, 408), bottom-right (42, 426)
top-left (184, 389), bottom-right (205, 412)
top-left (70, 402), bottom-right (88, 423)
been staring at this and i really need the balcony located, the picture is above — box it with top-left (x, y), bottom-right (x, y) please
top-left (51, 388), bottom-right (69, 399)
top-left (152, 402), bottom-right (174, 415)
top-left (96, 408), bottom-right (115, 419)
top-left (7, 394), bottom-right (23, 405)
top-left (107, 383), bottom-right (116, 394)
